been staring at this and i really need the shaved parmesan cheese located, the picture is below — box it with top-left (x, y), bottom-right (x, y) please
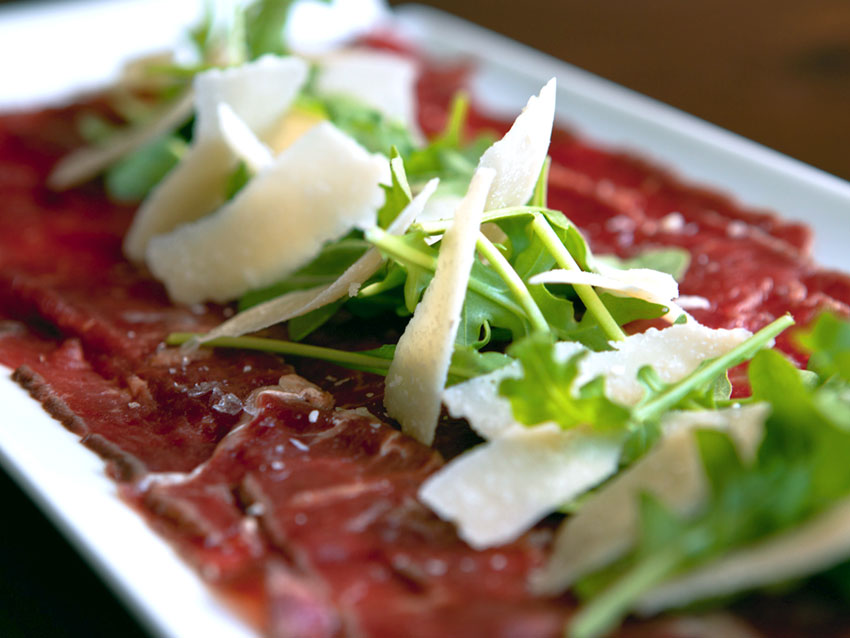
top-left (443, 323), bottom-right (752, 435)
top-left (216, 103), bottom-right (274, 173)
top-left (678, 295), bottom-right (711, 310)
top-left (429, 322), bottom-right (755, 548)
top-left (196, 178), bottom-right (439, 341)
top-left (530, 266), bottom-right (679, 309)
top-left (419, 424), bottom-right (622, 549)
top-left (532, 404), bottom-right (768, 595)
top-left (268, 109), bottom-right (325, 153)
top-left (146, 122), bottom-right (387, 304)
top-left (478, 78), bottom-right (556, 210)
top-left (316, 48), bottom-right (420, 135)
top-left (47, 89), bottom-right (194, 191)
top-left (636, 496), bottom-right (850, 614)
top-left (442, 342), bottom-right (585, 440)
top-left (580, 323), bottom-right (752, 406)
top-left (384, 167), bottom-right (495, 445)
top-left (124, 55), bottom-right (309, 262)
top-left (417, 193), bottom-right (464, 224)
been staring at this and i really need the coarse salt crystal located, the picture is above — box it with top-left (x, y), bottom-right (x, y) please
top-left (659, 212), bottom-right (684, 233)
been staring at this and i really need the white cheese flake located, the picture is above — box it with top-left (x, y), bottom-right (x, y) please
top-left (443, 323), bottom-right (752, 434)
top-left (316, 48), bottom-right (421, 137)
top-left (146, 122), bottom-right (387, 304)
top-left (532, 404), bottom-right (768, 595)
top-left (530, 265), bottom-right (682, 318)
top-left (580, 323), bottom-right (752, 406)
top-left (124, 55), bottom-right (309, 262)
top-left (419, 425), bottom-right (622, 549)
top-left (478, 78), bottom-right (556, 210)
top-left (47, 90), bottom-right (194, 191)
top-left (216, 103), bottom-right (274, 173)
top-left (383, 167), bottom-right (495, 445)
top-left (429, 322), bottom-right (755, 549)
top-left (196, 178), bottom-right (439, 341)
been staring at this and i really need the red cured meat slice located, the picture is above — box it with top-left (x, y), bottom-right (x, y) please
top-left (129, 375), bottom-right (569, 637)
top-left (1, 48), bottom-right (850, 638)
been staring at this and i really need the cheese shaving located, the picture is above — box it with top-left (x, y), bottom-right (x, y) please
top-left (146, 122), bottom-right (387, 304)
top-left (530, 266), bottom-right (681, 315)
top-left (316, 48), bottom-right (421, 137)
top-left (383, 167), bottom-right (495, 445)
top-left (268, 108), bottom-right (325, 153)
top-left (532, 404), bottom-right (768, 595)
top-left (124, 55), bottom-right (308, 262)
top-left (429, 322), bottom-right (755, 549)
top-left (419, 425), bottom-right (622, 549)
top-left (47, 89), bottom-right (194, 191)
top-left (443, 323), bottom-right (752, 433)
top-left (196, 178), bottom-right (439, 342)
top-left (478, 78), bottom-right (556, 210)
top-left (216, 103), bottom-right (274, 173)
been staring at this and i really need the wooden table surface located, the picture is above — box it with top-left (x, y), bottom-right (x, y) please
top-left (391, 0), bottom-right (850, 182)
top-left (0, 2), bottom-right (848, 638)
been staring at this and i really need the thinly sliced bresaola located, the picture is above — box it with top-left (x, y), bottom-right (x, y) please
top-left (478, 78), bottom-right (556, 210)
top-left (124, 55), bottom-right (308, 262)
top-left (383, 167), bottom-right (495, 446)
top-left (147, 122), bottom-right (387, 304)
top-left (316, 48), bottom-right (421, 136)
top-left (635, 496), bottom-right (850, 615)
top-left (47, 90), bottom-right (195, 191)
top-left (425, 323), bottom-right (755, 549)
top-left (197, 177), bottom-right (439, 342)
top-left (532, 404), bottom-right (768, 595)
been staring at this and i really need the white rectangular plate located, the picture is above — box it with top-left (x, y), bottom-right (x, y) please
top-left (1, 2), bottom-right (850, 638)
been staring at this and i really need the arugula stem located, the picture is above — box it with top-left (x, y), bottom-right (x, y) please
top-left (166, 332), bottom-right (485, 381)
top-left (476, 232), bottom-right (550, 334)
top-left (632, 314), bottom-right (794, 423)
top-left (168, 332), bottom-right (393, 373)
top-left (530, 215), bottom-right (626, 342)
top-left (417, 206), bottom-right (562, 236)
top-left (366, 227), bottom-right (527, 318)
top-left (357, 267), bottom-right (406, 297)
top-left (442, 92), bottom-right (469, 147)
top-left (568, 549), bottom-right (679, 638)
top-left (532, 157), bottom-right (551, 208)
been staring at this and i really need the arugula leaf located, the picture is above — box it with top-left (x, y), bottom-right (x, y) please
top-left (446, 346), bottom-right (513, 385)
top-left (378, 149), bottom-right (413, 228)
top-left (366, 227), bottom-right (533, 344)
top-left (286, 298), bottom-right (346, 342)
top-left (499, 333), bottom-right (631, 431)
top-left (319, 94), bottom-right (417, 156)
top-left (224, 161), bottom-right (252, 200)
top-left (569, 293), bottom-right (665, 351)
top-left (238, 238), bottom-right (370, 310)
top-left (569, 318), bottom-right (850, 638)
top-left (104, 135), bottom-right (187, 202)
top-left (405, 92), bottom-right (495, 191)
top-left (243, 0), bottom-right (334, 59)
top-left (796, 312), bottom-right (850, 382)
top-left (595, 247), bottom-right (692, 282)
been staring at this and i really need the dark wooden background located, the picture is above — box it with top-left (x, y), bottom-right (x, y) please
top-left (0, 1), bottom-right (848, 637)
top-left (390, 0), bottom-right (850, 182)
